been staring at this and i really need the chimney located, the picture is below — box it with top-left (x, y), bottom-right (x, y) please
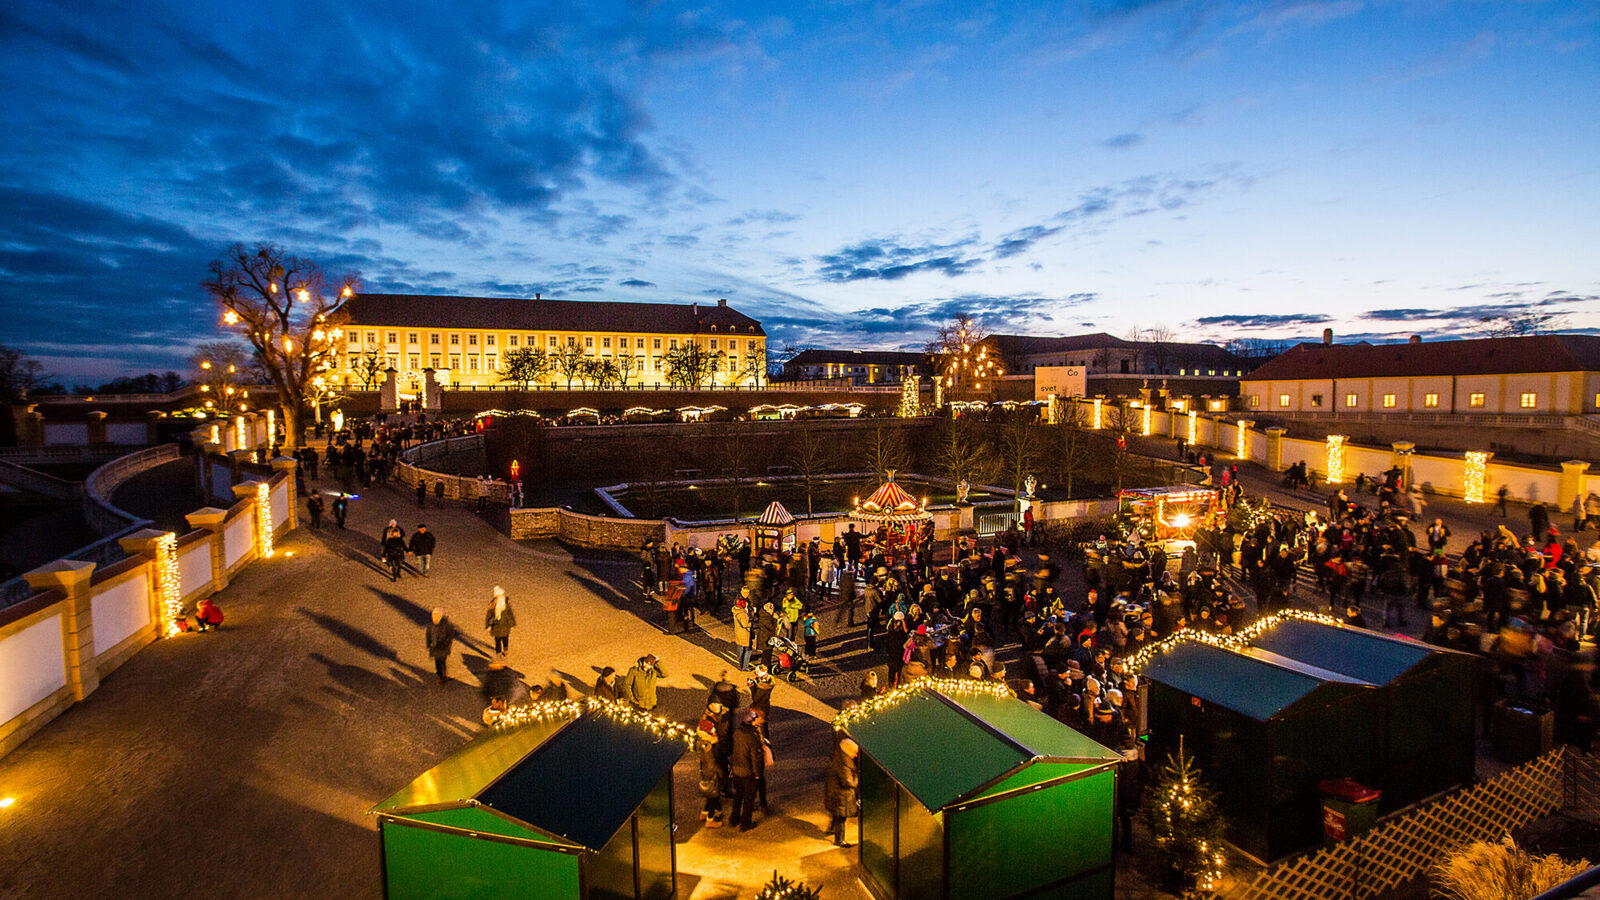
top-left (1322, 328), bottom-right (1333, 347)
top-left (718, 298), bottom-right (727, 308)
top-left (535, 293), bottom-right (541, 301)
top-left (1409, 334), bottom-right (1422, 345)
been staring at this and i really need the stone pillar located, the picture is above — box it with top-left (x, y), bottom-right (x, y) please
top-left (146, 410), bottom-right (165, 445)
top-left (272, 457), bottom-right (299, 531)
top-left (118, 527), bottom-right (172, 631)
top-left (86, 411), bottom-right (108, 444)
top-left (1265, 427), bottom-right (1288, 472)
top-left (1235, 420), bottom-right (1254, 460)
top-left (23, 560), bottom-right (100, 700)
top-left (186, 507), bottom-right (231, 591)
top-left (422, 368), bottom-right (442, 411)
top-left (13, 402), bottom-right (43, 447)
top-left (1560, 460), bottom-right (1591, 512)
top-left (1391, 441), bottom-right (1416, 489)
top-left (380, 367), bottom-right (400, 413)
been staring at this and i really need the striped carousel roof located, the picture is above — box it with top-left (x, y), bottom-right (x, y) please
top-left (757, 501), bottom-right (795, 526)
top-left (851, 472), bottom-right (931, 523)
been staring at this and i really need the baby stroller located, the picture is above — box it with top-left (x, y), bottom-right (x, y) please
top-left (768, 634), bottom-right (810, 682)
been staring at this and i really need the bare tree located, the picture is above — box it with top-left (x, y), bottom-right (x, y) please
top-left (203, 243), bottom-right (356, 448)
top-left (932, 416), bottom-right (997, 488)
top-left (995, 409), bottom-right (1042, 508)
top-left (1106, 403), bottom-right (1138, 492)
top-left (1479, 311), bottom-right (1567, 337)
top-left (716, 420), bottom-right (755, 519)
top-left (664, 343), bottom-right (717, 389)
top-left (767, 342), bottom-right (811, 382)
top-left (789, 421), bottom-right (835, 515)
top-left (0, 345), bottom-right (53, 402)
top-left (551, 344), bottom-right (587, 389)
top-left (191, 340), bottom-right (252, 416)
top-left (1143, 324), bottom-right (1176, 374)
top-left (1049, 400), bottom-right (1092, 497)
top-left (353, 348), bottom-right (386, 389)
top-left (857, 421), bottom-right (909, 483)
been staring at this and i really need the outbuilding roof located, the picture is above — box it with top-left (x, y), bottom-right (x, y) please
top-left (1243, 334), bottom-right (1600, 382)
top-left (787, 348), bottom-right (930, 367)
top-left (1250, 617), bottom-right (1465, 685)
top-left (341, 293), bottom-right (764, 337)
top-left (1142, 638), bottom-right (1373, 721)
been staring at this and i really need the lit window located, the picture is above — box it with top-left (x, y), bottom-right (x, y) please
top-left (1310, 394), bottom-right (1323, 408)
top-left (585, 336), bottom-right (594, 348)
top-left (602, 337), bottom-right (611, 348)
top-left (670, 339), bottom-right (679, 349)
top-left (1469, 392), bottom-right (1485, 408)
top-left (1382, 394), bottom-right (1396, 408)
top-left (450, 334), bottom-right (459, 345)
top-left (1594, 392), bottom-right (1600, 408)
top-left (1278, 394), bottom-right (1291, 408)
top-left (654, 338), bottom-right (662, 349)
top-left (1345, 393), bottom-right (1358, 408)
top-left (567, 336), bottom-right (576, 348)
top-left (408, 332), bottom-right (418, 345)
top-left (1521, 392), bottom-right (1537, 408)
top-left (527, 334), bottom-right (536, 345)
top-left (508, 335), bottom-right (518, 347)
top-left (468, 355), bottom-right (479, 373)
top-left (549, 336), bottom-right (558, 347)
top-left (387, 332), bottom-right (397, 344)
top-left (1249, 394), bottom-right (1259, 408)
top-left (1179, 369), bottom-right (1187, 376)
top-left (430, 333), bottom-right (440, 345)
top-left (486, 355), bottom-right (496, 370)
top-left (1208, 370), bottom-right (1216, 376)
top-left (449, 354), bottom-right (460, 369)
top-left (468, 334), bottom-right (478, 346)
top-left (386, 354), bottom-right (397, 367)
top-left (1423, 393), bottom-right (1439, 408)
top-left (710, 339), bottom-right (718, 349)
top-left (430, 354), bottom-right (440, 368)
top-left (485, 334), bottom-right (495, 346)
top-left (367, 332), bottom-right (377, 343)
top-left (637, 338), bottom-right (646, 348)
top-left (409, 354), bottom-right (419, 369)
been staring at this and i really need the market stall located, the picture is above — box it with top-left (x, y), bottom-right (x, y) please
top-left (1114, 485), bottom-right (1221, 558)
top-left (851, 471), bottom-right (933, 548)
top-left (372, 700), bottom-right (688, 900)
top-left (754, 500), bottom-right (797, 553)
top-left (841, 680), bottom-right (1123, 900)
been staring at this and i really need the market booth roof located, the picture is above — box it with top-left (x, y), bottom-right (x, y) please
top-left (850, 472), bottom-right (932, 525)
top-left (1141, 638), bottom-right (1371, 722)
top-left (1249, 616), bottom-right (1443, 684)
top-left (756, 501), bottom-right (795, 526)
top-left (373, 704), bottom-right (686, 851)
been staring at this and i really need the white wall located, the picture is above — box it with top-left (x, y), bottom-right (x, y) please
top-left (224, 515), bottom-right (254, 568)
top-left (90, 576), bottom-right (151, 655)
top-left (270, 481), bottom-right (289, 532)
top-left (106, 422), bottom-right (148, 445)
top-left (0, 615), bottom-right (66, 724)
top-left (43, 423), bottom-right (89, 446)
top-left (178, 541), bottom-right (212, 599)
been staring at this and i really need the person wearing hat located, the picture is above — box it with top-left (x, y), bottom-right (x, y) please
top-left (623, 654), bottom-right (665, 712)
top-left (381, 519), bottom-right (408, 581)
top-left (408, 523), bottom-right (435, 576)
top-left (781, 588), bottom-right (804, 642)
top-left (485, 586), bottom-right (516, 654)
top-left (697, 703), bottom-right (727, 827)
top-left (756, 602), bottom-right (781, 671)
top-left (732, 592), bottom-right (754, 671)
top-left (824, 734), bottom-right (861, 847)
top-left (729, 708), bottom-right (766, 831)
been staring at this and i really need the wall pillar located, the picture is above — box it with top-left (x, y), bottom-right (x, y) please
top-left (13, 402), bottom-right (43, 447)
top-left (23, 560), bottom-right (99, 700)
top-left (1235, 420), bottom-right (1254, 460)
top-left (1265, 427), bottom-right (1288, 472)
top-left (145, 410), bottom-right (165, 445)
top-left (1560, 460), bottom-right (1591, 512)
top-left (422, 368), bottom-right (441, 411)
top-left (272, 457), bottom-right (299, 531)
top-left (118, 528), bottom-right (172, 631)
top-left (1390, 441), bottom-right (1416, 489)
top-left (86, 411), bottom-right (108, 444)
top-left (380, 367), bottom-right (400, 412)
top-left (185, 507), bottom-right (230, 592)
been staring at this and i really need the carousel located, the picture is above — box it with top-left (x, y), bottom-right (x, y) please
top-left (851, 471), bottom-right (933, 548)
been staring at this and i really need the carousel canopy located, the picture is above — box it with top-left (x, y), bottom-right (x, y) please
top-left (852, 472), bottom-right (932, 524)
top-left (757, 501), bottom-right (795, 526)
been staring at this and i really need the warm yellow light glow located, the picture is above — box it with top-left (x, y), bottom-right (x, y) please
top-left (200, 385), bottom-right (211, 392)
top-left (1464, 451), bottom-right (1489, 503)
top-left (0, 797), bottom-right (14, 809)
top-left (1187, 410), bottom-right (1198, 446)
top-left (265, 409), bottom-right (275, 439)
top-left (256, 481), bottom-right (274, 559)
top-left (282, 337), bottom-right (293, 353)
top-left (200, 361), bottom-right (212, 370)
top-left (1325, 434), bottom-right (1347, 485)
top-left (1091, 398), bottom-right (1103, 429)
top-left (1142, 404), bottom-right (1153, 436)
top-left (1236, 420), bottom-right (1248, 459)
top-left (234, 416), bottom-right (246, 447)
top-left (341, 285), bottom-right (353, 298)
top-left (1127, 609), bottom-right (1344, 674)
top-left (156, 533), bottom-right (182, 637)
top-left (295, 288), bottom-right (309, 302)
top-left (210, 424), bottom-right (220, 444)
top-left (222, 310), bottom-right (240, 325)
top-left (227, 365), bottom-right (236, 374)
top-left (1172, 513), bottom-right (1192, 529)
top-left (899, 376), bottom-right (920, 417)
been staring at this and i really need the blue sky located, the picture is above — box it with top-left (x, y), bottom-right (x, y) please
top-left (1, 0), bottom-right (1596, 381)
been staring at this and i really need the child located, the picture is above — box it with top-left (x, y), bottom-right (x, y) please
top-left (801, 610), bottom-right (820, 658)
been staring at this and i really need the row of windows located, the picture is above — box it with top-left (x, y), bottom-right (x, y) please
top-left (345, 353), bottom-right (750, 375)
top-left (351, 330), bottom-right (759, 353)
top-left (1257, 391), bottom-right (1538, 409)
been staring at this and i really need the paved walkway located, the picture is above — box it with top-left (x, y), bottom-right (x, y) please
top-left (0, 472), bottom-right (865, 900)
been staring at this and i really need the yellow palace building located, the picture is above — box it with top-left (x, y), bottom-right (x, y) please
top-left (335, 293), bottom-right (766, 389)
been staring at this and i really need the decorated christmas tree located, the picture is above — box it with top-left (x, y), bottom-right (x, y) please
top-left (755, 871), bottom-right (821, 900)
top-left (1145, 742), bottom-right (1228, 894)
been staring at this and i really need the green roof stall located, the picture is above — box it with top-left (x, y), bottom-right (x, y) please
top-left (1249, 618), bottom-right (1476, 812)
top-left (372, 705), bottom-right (687, 900)
top-left (1143, 639), bottom-right (1383, 863)
top-left (843, 684), bottom-right (1125, 900)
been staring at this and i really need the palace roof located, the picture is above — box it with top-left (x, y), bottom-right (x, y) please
top-left (341, 293), bottom-right (764, 337)
top-left (1244, 334), bottom-right (1600, 382)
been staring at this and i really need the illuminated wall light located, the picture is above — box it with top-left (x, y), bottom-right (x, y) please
top-left (265, 409), bottom-right (275, 441)
top-left (1187, 410), bottom-right (1198, 446)
top-left (1236, 420), bottom-right (1248, 459)
top-left (1325, 434), bottom-right (1347, 485)
top-left (209, 424), bottom-right (220, 444)
top-left (1464, 451), bottom-right (1489, 503)
top-left (1047, 393), bottom-right (1060, 426)
top-left (256, 481), bottom-right (274, 558)
top-left (898, 376), bottom-right (921, 417)
top-left (933, 376), bottom-right (944, 410)
top-left (235, 416), bottom-right (247, 449)
top-left (1091, 398), bottom-right (1103, 429)
top-left (1142, 404), bottom-right (1152, 437)
top-left (156, 533), bottom-right (182, 637)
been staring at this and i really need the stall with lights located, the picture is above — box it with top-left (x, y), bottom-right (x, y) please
top-left (372, 699), bottom-right (688, 900)
top-left (840, 680), bottom-right (1124, 900)
top-left (1114, 486), bottom-right (1220, 558)
top-left (754, 501), bottom-right (797, 554)
top-left (1141, 637), bottom-right (1382, 862)
top-left (850, 472), bottom-right (933, 547)
top-left (562, 407), bottom-right (602, 425)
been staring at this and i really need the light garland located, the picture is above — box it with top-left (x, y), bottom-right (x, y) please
top-left (487, 697), bottom-right (698, 746)
top-left (1236, 420), bottom-right (1248, 459)
top-left (1464, 451), bottom-right (1489, 503)
top-left (1325, 434), bottom-right (1347, 485)
top-left (1187, 410), bottom-right (1198, 447)
top-left (235, 415), bottom-right (247, 449)
top-left (933, 375), bottom-right (944, 411)
top-left (209, 424), bottom-right (220, 444)
top-left (1142, 404), bottom-right (1153, 437)
top-left (899, 376), bottom-right (921, 417)
top-left (833, 677), bottom-right (1013, 732)
top-left (256, 481), bottom-right (274, 558)
top-left (156, 533), bottom-right (182, 637)
top-left (1091, 398), bottom-right (1103, 429)
top-left (1125, 609), bottom-right (1344, 674)
top-left (1046, 393), bottom-right (1060, 425)
top-left (265, 409), bottom-right (275, 443)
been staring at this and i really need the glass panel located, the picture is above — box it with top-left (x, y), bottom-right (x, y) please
top-left (636, 775), bottom-right (676, 900)
top-left (947, 772), bottom-right (1113, 900)
top-left (382, 820), bottom-right (579, 900)
top-left (897, 783), bottom-right (944, 900)
top-left (861, 756), bottom-right (896, 897)
top-left (588, 815), bottom-right (636, 900)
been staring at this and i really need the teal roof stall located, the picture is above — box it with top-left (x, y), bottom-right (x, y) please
top-left (372, 704), bottom-right (687, 900)
top-left (843, 683), bottom-right (1125, 900)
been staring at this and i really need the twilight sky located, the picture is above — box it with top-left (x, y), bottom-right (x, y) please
top-left (2, 0), bottom-right (1597, 382)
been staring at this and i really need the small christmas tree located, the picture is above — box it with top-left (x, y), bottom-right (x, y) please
top-left (1145, 742), bottom-right (1228, 894)
top-left (755, 871), bottom-right (822, 900)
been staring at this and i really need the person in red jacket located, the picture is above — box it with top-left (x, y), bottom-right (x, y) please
top-left (195, 597), bottom-right (225, 632)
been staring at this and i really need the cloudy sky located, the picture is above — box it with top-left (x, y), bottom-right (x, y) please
top-left (2, 0), bottom-right (1596, 382)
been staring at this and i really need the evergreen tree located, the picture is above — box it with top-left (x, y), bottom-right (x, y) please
top-left (1145, 744), bottom-right (1228, 894)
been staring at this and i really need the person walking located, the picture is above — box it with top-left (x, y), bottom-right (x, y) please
top-left (416, 479), bottom-right (427, 508)
top-left (408, 524), bottom-right (435, 576)
top-left (623, 654), bottom-right (664, 712)
top-left (485, 586), bottom-right (516, 654)
top-left (425, 608), bottom-right (455, 684)
top-left (755, 602), bottom-right (780, 671)
top-left (306, 492), bottom-right (323, 530)
top-left (802, 610), bottom-right (820, 658)
top-left (824, 735), bottom-right (860, 847)
top-left (732, 592), bottom-right (754, 671)
top-left (381, 520), bottom-right (408, 581)
top-left (332, 492), bottom-right (349, 529)
top-left (729, 709), bottom-right (766, 831)
top-left (697, 706), bottom-right (726, 828)
top-left (1495, 484), bottom-right (1509, 517)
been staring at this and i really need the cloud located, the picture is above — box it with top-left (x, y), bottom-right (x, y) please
top-left (1192, 313), bottom-right (1333, 328)
top-left (1101, 132), bottom-right (1145, 150)
top-left (1360, 308), bottom-right (1437, 321)
top-left (723, 209), bottom-right (801, 227)
top-left (618, 278), bottom-right (656, 288)
top-left (814, 236), bottom-right (984, 282)
top-left (759, 292), bottom-right (1094, 348)
top-left (993, 225), bottom-right (1065, 259)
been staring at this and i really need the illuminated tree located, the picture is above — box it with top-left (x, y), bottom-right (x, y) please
top-left (202, 243), bottom-right (355, 449)
top-left (927, 314), bottom-right (1002, 396)
top-left (663, 343), bottom-right (716, 389)
top-left (550, 344), bottom-right (587, 389)
top-left (191, 340), bottom-right (251, 417)
top-left (1146, 745), bottom-right (1228, 894)
top-left (498, 347), bottom-right (550, 390)
top-left (353, 348), bottom-right (386, 390)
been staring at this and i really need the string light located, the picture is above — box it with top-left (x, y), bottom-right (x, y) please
top-left (899, 376), bottom-right (921, 418)
top-left (256, 481), bottom-right (274, 558)
top-left (1142, 404), bottom-right (1153, 437)
top-left (487, 697), bottom-right (698, 746)
top-left (833, 677), bottom-right (1013, 732)
top-left (156, 533), bottom-right (182, 637)
top-left (223, 309), bottom-right (239, 325)
top-left (1125, 609), bottom-right (1344, 674)
top-left (933, 376), bottom-right (944, 410)
top-left (1046, 393), bottom-right (1060, 425)
top-left (1091, 398), bottom-right (1103, 429)
top-left (1236, 420), bottom-right (1248, 459)
top-left (1464, 451), bottom-right (1489, 503)
top-left (209, 424), bottom-right (220, 444)
top-left (234, 416), bottom-right (247, 448)
top-left (1325, 434), bottom-right (1347, 485)
top-left (1187, 410), bottom-right (1198, 447)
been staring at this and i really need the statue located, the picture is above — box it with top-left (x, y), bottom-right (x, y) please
top-left (1023, 474), bottom-right (1037, 499)
top-left (956, 479), bottom-right (971, 505)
